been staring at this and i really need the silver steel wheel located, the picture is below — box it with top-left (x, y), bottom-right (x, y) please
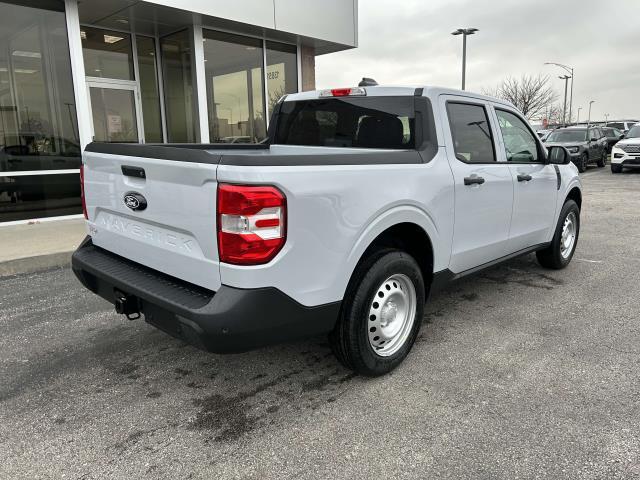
top-left (560, 211), bottom-right (577, 259)
top-left (367, 274), bottom-right (417, 357)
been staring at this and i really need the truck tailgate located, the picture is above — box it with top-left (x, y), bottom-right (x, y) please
top-left (83, 149), bottom-right (221, 291)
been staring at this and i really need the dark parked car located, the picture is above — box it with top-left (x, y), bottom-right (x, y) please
top-left (601, 127), bottom-right (625, 152)
top-left (544, 126), bottom-right (608, 172)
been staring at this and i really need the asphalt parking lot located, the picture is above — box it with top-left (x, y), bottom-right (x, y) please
top-left (1, 167), bottom-right (639, 479)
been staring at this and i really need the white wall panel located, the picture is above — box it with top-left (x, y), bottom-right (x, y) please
top-left (146, 0), bottom-right (276, 29)
top-left (274, 0), bottom-right (357, 46)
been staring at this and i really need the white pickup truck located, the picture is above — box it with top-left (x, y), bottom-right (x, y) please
top-left (72, 84), bottom-right (582, 376)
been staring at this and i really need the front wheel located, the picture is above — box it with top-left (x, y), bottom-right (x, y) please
top-left (536, 200), bottom-right (580, 269)
top-left (611, 164), bottom-right (622, 173)
top-left (329, 250), bottom-right (425, 376)
top-left (576, 154), bottom-right (588, 173)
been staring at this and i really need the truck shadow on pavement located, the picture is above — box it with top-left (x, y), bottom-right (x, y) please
top-left (2, 253), bottom-right (567, 452)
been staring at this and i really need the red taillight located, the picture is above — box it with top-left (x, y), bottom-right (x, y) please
top-left (80, 164), bottom-right (88, 219)
top-left (217, 184), bottom-right (286, 265)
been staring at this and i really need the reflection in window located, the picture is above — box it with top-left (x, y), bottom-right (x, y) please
top-left (136, 36), bottom-right (163, 143)
top-left (81, 27), bottom-right (134, 80)
top-left (0, 1), bottom-right (80, 179)
top-left (266, 41), bottom-right (298, 116)
top-left (204, 30), bottom-right (266, 143)
top-left (161, 30), bottom-right (196, 143)
top-left (0, 173), bottom-right (81, 221)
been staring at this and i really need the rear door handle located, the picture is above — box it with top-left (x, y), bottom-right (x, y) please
top-left (464, 176), bottom-right (485, 186)
top-left (517, 174), bottom-right (532, 182)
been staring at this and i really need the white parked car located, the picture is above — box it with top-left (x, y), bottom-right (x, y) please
top-left (611, 125), bottom-right (640, 173)
top-left (73, 85), bottom-right (582, 376)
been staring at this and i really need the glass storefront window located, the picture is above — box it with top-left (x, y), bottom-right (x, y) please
top-left (89, 87), bottom-right (139, 142)
top-left (81, 27), bottom-right (134, 80)
top-left (204, 30), bottom-right (266, 143)
top-left (136, 36), bottom-right (163, 143)
top-left (161, 30), bottom-right (196, 143)
top-left (266, 41), bottom-right (298, 116)
top-left (0, 2), bottom-right (81, 222)
top-left (0, 173), bottom-right (81, 222)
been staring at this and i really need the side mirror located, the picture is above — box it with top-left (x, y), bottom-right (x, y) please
top-left (590, 137), bottom-right (598, 142)
top-left (620, 134), bottom-right (626, 139)
top-left (547, 145), bottom-right (571, 165)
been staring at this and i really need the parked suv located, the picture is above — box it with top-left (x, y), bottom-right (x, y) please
top-left (606, 120), bottom-right (639, 134)
top-left (601, 126), bottom-right (625, 152)
top-left (544, 126), bottom-right (608, 172)
top-left (72, 85), bottom-right (581, 376)
top-left (611, 125), bottom-right (640, 173)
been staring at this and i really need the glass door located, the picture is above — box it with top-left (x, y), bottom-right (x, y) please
top-left (86, 79), bottom-right (143, 143)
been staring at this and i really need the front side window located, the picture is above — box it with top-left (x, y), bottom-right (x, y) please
top-left (447, 103), bottom-right (495, 163)
top-left (274, 97), bottom-right (415, 149)
top-left (495, 109), bottom-right (539, 163)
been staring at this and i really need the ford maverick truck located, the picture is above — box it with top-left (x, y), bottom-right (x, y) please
top-left (72, 84), bottom-right (581, 376)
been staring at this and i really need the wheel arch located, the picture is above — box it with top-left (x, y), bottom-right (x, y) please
top-left (344, 207), bottom-right (442, 297)
top-left (565, 185), bottom-right (582, 210)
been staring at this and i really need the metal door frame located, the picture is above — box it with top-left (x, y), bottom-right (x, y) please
top-left (85, 77), bottom-right (145, 143)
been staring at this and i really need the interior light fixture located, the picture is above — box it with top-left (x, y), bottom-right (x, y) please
top-left (103, 35), bottom-right (124, 44)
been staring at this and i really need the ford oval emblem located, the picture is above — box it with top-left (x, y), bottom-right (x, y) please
top-left (123, 192), bottom-right (147, 211)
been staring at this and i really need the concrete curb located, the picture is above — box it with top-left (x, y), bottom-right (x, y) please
top-left (0, 251), bottom-right (72, 278)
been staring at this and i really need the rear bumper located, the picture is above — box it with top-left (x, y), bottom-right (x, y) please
top-left (72, 237), bottom-right (340, 353)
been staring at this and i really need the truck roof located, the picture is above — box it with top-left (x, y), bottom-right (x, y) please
top-left (286, 85), bottom-right (515, 109)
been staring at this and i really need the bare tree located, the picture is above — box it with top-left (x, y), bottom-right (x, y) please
top-left (483, 74), bottom-right (558, 121)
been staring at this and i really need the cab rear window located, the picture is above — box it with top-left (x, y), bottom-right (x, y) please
top-left (273, 97), bottom-right (415, 149)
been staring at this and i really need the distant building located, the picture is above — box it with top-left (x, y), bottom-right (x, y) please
top-left (0, 0), bottom-right (358, 223)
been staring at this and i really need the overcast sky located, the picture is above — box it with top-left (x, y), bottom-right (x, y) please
top-left (316, 0), bottom-right (640, 121)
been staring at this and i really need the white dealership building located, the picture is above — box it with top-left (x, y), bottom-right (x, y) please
top-left (0, 0), bottom-right (358, 223)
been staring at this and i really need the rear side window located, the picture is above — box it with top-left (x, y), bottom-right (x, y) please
top-left (447, 102), bottom-right (496, 163)
top-left (274, 97), bottom-right (415, 149)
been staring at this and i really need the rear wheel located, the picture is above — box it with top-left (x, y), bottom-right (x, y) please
top-left (611, 164), bottom-right (623, 173)
top-left (597, 149), bottom-right (607, 168)
top-left (329, 250), bottom-right (425, 376)
top-left (536, 200), bottom-right (580, 269)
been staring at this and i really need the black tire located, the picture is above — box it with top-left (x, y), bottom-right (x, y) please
top-left (536, 200), bottom-right (580, 269)
top-left (329, 249), bottom-right (425, 376)
top-left (597, 149), bottom-right (607, 168)
top-left (611, 164), bottom-right (622, 173)
top-left (576, 153), bottom-right (588, 173)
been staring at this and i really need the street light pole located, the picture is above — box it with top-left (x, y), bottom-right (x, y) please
top-left (577, 107), bottom-right (582, 124)
top-left (559, 75), bottom-right (571, 125)
top-left (588, 100), bottom-right (595, 126)
top-left (452, 28), bottom-right (478, 90)
top-left (604, 113), bottom-right (609, 125)
top-left (545, 62), bottom-right (574, 122)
